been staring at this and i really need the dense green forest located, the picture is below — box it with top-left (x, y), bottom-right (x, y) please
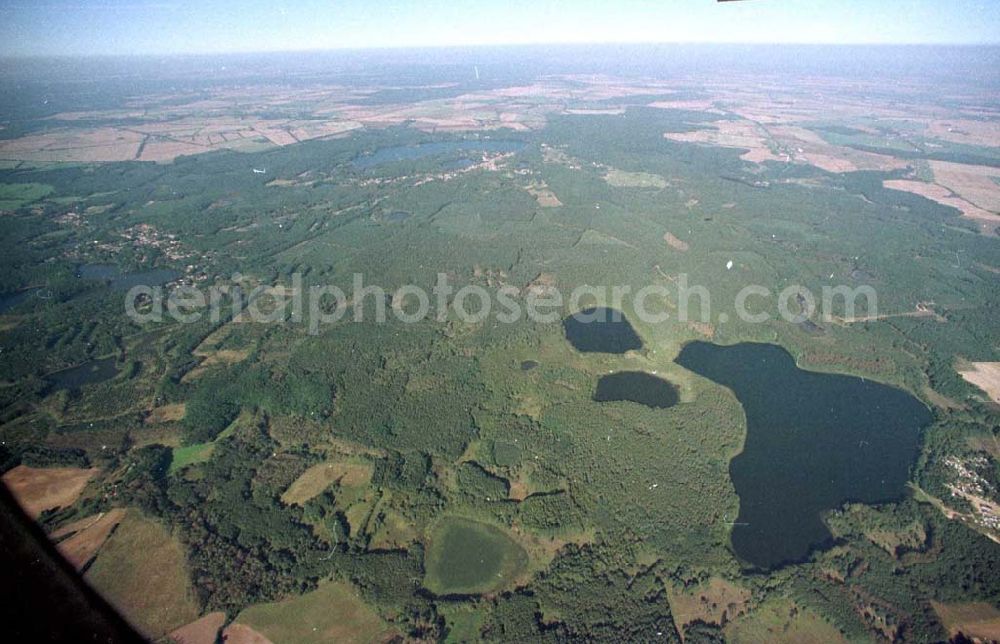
top-left (1, 82), bottom-right (998, 643)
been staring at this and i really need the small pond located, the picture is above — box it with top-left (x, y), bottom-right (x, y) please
top-left (562, 307), bottom-right (642, 354)
top-left (47, 357), bottom-right (120, 393)
top-left (0, 287), bottom-right (42, 313)
top-left (593, 371), bottom-right (680, 409)
top-left (77, 264), bottom-right (180, 291)
top-left (423, 517), bottom-right (528, 595)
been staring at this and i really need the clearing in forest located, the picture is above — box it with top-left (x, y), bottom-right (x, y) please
top-left (280, 458), bottom-right (374, 506)
top-left (604, 168), bottom-right (667, 189)
top-left (663, 231), bottom-right (690, 251)
top-left (231, 580), bottom-right (393, 644)
top-left (957, 361), bottom-right (1000, 404)
top-left (931, 601), bottom-right (1000, 642)
top-left (724, 597), bottom-right (847, 644)
top-left (667, 577), bottom-right (751, 634)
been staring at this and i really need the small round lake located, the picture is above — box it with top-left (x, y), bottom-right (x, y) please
top-left (77, 264), bottom-right (180, 291)
top-left (0, 287), bottom-right (42, 313)
top-left (46, 357), bottom-right (119, 393)
top-left (675, 341), bottom-right (931, 570)
top-left (424, 516), bottom-right (528, 596)
top-left (594, 371), bottom-right (679, 409)
top-left (563, 307), bottom-right (642, 354)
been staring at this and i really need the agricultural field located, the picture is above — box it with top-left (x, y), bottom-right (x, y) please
top-left (228, 580), bottom-right (394, 644)
top-left (0, 45), bottom-right (998, 642)
top-left (51, 507), bottom-right (127, 570)
top-left (1, 464), bottom-right (98, 518)
top-left (931, 601), bottom-right (1000, 642)
top-left (168, 612), bottom-right (226, 644)
top-left (84, 513), bottom-right (200, 638)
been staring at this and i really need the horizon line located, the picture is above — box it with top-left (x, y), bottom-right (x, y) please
top-left (3, 40), bottom-right (1000, 61)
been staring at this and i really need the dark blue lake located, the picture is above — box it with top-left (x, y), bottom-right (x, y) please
top-left (77, 264), bottom-right (179, 291)
top-left (594, 371), bottom-right (679, 409)
top-left (675, 341), bottom-right (931, 570)
top-left (47, 357), bottom-right (119, 392)
top-left (563, 307), bottom-right (643, 354)
top-left (0, 287), bottom-right (42, 313)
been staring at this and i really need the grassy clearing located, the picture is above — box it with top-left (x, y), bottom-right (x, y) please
top-left (368, 510), bottom-right (418, 551)
top-left (668, 577), bottom-right (752, 633)
top-left (131, 424), bottom-right (184, 449)
top-left (508, 525), bottom-right (595, 583)
top-left (604, 169), bottom-right (667, 188)
top-left (967, 434), bottom-right (1000, 460)
top-left (0, 182), bottom-right (53, 209)
top-left (724, 597), bottom-right (846, 644)
top-left (865, 522), bottom-right (927, 557)
top-left (922, 385), bottom-right (966, 411)
top-left (85, 513), bottom-right (199, 638)
top-left (575, 228), bottom-right (635, 247)
top-left (424, 516), bottom-right (529, 595)
top-left (181, 324), bottom-right (254, 382)
top-left (345, 495), bottom-right (379, 538)
top-left (663, 231), bottom-right (690, 251)
top-left (280, 458), bottom-right (374, 506)
top-left (931, 601), bottom-right (1000, 641)
top-left (232, 580), bottom-right (393, 644)
top-left (440, 604), bottom-right (486, 643)
top-left (146, 403), bottom-right (186, 424)
top-left (525, 181), bottom-right (563, 207)
top-left (169, 411), bottom-right (242, 474)
top-left (201, 348), bottom-right (252, 365)
top-left (1, 464), bottom-right (98, 518)
top-left (169, 443), bottom-right (215, 474)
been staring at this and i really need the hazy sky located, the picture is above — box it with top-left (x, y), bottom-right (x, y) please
top-left (1, 0), bottom-right (998, 57)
